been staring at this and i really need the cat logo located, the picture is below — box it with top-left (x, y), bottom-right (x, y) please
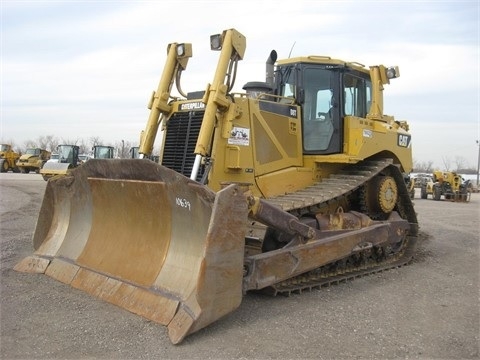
top-left (398, 134), bottom-right (411, 148)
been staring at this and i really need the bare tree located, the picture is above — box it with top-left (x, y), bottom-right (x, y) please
top-left (37, 135), bottom-right (59, 152)
top-left (36, 136), bottom-right (49, 150)
top-left (48, 136), bottom-right (60, 153)
top-left (441, 156), bottom-right (451, 171)
top-left (78, 139), bottom-right (89, 155)
top-left (89, 136), bottom-right (103, 148)
top-left (22, 140), bottom-right (37, 150)
top-left (20, 135), bottom-right (59, 153)
top-left (61, 138), bottom-right (80, 146)
top-left (413, 160), bottom-right (434, 173)
top-left (115, 140), bottom-right (134, 158)
top-left (424, 160), bottom-right (434, 173)
top-left (453, 156), bottom-right (467, 172)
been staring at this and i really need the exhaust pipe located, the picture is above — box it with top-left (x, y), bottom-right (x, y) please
top-left (266, 50), bottom-right (277, 88)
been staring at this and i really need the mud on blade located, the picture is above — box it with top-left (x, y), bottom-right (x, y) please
top-left (14, 159), bottom-right (249, 344)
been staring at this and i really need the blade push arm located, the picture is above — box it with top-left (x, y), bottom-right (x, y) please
top-left (190, 29), bottom-right (246, 180)
top-left (140, 43), bottom-right (192, 156)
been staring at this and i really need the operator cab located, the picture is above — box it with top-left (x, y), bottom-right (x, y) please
top-left (93, 146), bottom-right (114, 159)
top-left (57, 145), bottom-right (79, 166)
top-left (275, 60), bottom-right (372, 155)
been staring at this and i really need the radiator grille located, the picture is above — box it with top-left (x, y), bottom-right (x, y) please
top-left (161, 110), bottom-right (205, 181)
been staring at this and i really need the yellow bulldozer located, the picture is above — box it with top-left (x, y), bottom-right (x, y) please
top-left (15, 29), bottom-right (418, 344)
top-left (16, 148), bottom-right (51, 173)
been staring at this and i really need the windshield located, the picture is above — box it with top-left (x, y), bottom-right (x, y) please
top-left (0, 145), bottom-right (9, 151)
top-left (301, 67), bottom-right (336, 152)
top-left (276, 63), bottom-right (344, 155)
top-left (278, 66), bottom-right (296, 99)
top-left (26, 149), bottom-right (40, 155)
top-left (58, 146), bottom-right (74, 163)
top-left (94, 147), bottom-right (113, 159)
top-left (130, 147), bottom-right (139, 159)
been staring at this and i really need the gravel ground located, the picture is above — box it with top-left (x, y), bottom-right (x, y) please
top-left (1, 173), bottom-right (479, 359)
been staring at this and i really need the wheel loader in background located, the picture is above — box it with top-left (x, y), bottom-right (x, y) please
top-left (16, 148), bottom-right (51, 173)
top-left (15, 29), bottom-right (418, 344)
top-left (0, 144), bottom-right (20, 172)
top-left (39, 144), bottom-right (80, 181)
top-left (425, 170), bottom-right (471, 202)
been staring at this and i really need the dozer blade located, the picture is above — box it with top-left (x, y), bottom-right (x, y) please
top-left (14, 159), bottom-right (249, 344)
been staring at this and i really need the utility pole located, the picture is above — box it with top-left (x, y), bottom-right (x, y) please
top-left (121, 140), bottom-right (125, 159)
top-left (476, 140), bottom-right (480, 187)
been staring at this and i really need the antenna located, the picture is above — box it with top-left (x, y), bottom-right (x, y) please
top-left (288, 41), bottom-right (296, 58)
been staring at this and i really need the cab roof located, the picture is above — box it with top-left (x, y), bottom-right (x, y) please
top-left (276, 56), bottom-right (369, 74)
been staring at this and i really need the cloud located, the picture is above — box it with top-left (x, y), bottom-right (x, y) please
top-left (1, 0), bottom-right (479, 169)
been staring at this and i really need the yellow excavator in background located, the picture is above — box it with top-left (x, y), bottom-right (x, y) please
top-left (15, 29), bottom-right (418, 344)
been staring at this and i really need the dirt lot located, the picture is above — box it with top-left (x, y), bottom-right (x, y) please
top-left (1, 173), bottom-right (479, 359)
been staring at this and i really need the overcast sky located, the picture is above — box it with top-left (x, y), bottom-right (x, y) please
top-left (1, 0), bottom-right (479, 169)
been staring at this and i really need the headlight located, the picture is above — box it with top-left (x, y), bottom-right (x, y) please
top-left (386, 66), bottom-right (400, 79)
top-left (176, 44), bottom-right (185, 57)
top-left (210, 34), bottom-right (222, 50)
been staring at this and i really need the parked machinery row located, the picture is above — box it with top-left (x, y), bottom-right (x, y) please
top-left (412, 171), bottom-right (473, 202)
top-left (40, 145), bottom-right (115, 181)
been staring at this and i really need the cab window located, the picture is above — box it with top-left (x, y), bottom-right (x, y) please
top-left (343, 74), bottom-right (371, 118)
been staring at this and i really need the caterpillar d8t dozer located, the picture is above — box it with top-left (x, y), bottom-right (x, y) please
top-left (15, 29), bottom-right (418, 344)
